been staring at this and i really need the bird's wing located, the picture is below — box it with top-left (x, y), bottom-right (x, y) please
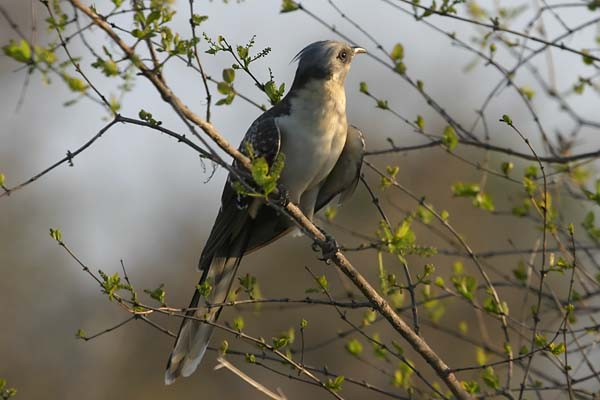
top-left (199, 111), bottom-right (283, 270)
top-left (166, 110), bottom-right (288, 384)
top-left (315, 125), bottom-right (365, 212)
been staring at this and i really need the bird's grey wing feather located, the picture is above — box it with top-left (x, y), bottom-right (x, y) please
top-left (315, 125), bottom-right (365, 212)
top-left (199, 111), bottom-right (283, 268)
top-left (165, 110), bottom-right (289, 385)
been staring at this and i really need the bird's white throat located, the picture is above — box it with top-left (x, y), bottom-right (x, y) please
top-left (291, 78), bottom-right (347, 119)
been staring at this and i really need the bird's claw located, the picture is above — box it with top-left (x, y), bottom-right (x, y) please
top-left (274, 185), bottom-right (290, 207)
top-left (313, 226), bottom-right (340, 262)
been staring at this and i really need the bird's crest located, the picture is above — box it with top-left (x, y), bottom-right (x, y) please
top-left (291, 40), bottom-right (339, 64)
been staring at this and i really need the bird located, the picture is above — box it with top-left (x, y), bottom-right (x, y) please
top-left (165, 40), bottom-right (366, 384)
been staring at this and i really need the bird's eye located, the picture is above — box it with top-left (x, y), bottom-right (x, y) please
top-left (338, 50), bottom-right (348, 61)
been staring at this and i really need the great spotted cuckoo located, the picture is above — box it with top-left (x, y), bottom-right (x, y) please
top-left (165, 40), bottom-right (366, 384)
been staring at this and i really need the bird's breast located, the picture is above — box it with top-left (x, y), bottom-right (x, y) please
top-left (276, 81), bottom-right (349, 202)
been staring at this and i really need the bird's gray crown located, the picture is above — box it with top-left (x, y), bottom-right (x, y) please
top-left (290, 40), bottom-right (362, 90)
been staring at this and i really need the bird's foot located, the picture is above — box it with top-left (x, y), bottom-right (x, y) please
top-left (273, 185), bottom-right (290, 207)
top-left (313, 226), bottom-right (340, 263)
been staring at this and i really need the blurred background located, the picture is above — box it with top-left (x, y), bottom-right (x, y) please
top-left (1, 0), bottom-right (599, 398)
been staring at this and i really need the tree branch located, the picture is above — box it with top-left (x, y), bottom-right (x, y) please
top-left (67, 1), bottom-right (470, 397)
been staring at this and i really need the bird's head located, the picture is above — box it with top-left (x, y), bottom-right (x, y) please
top-left (291, 40), bottom-right (366, 90)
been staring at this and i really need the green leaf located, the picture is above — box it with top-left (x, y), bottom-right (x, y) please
top-left (91, 58), bottom-right (119, 77)
top-left (75, 328), bottom-right (86, 339)
top-left (377, 218), bottom-right (414, 256)
top-left (462, 380), bottom-right (480, 394)
top-left (346, 338), bottom-right (363, 356)
top-left (483, 296), bottom-right (509, 316)
top-left (191, 14), bottom-right (209, 26)
top-left (473, 192), bottom-right (495, 211)
top-left (49, 228), bottom-right (62, 242)
top-left (3, 39), bottom-right (32, 63)
top-left (63, 74), bottom-right (88, 93)
top-left (196, 281), bottom-right (212, 299)
top-left (452, 274), bottom-right (477, 301)
top-left (362, 309), bottom-right (377, 326)
top-left (272, 335), bottom-right (290, 349)
top-left (500, 114), bottom-right (513, 125)
top-left (453, 261), bottom-right (464, 275)
top-left (245, 353), bottom-right (256, 363)
top-left (324, 205), bottom-right (337, 222)
top-left (512, 200), bottom-right (530, 217)
top-left (245, 151), bottom-right (281, 196)
top-left (581, 49), bottom-right (594, 65)
top-left (548, 342), bottom-right (565, 355)
top-left (534, 333), bottom-right (547, 347)
top-left (513, 261), bottom-right (528, 283)
top-left (519, 85), bottom-right (535, 100)
top-left (380, 165), bottom-right (399, 189)
top-left (416, 205), bottom-right (433, 224)
top-left (305, 277), bottom-right (324, 293)
top-left (371, 334), bottom-right (387, 359)
top-left (504, 343), bottom-right (513, 357)
top-left (0, 173), bottom-right (5, 186)
top-left (220, 340), bottom-right (229, 355)
top-left (300, 319), bottom-right (308, 329)
top-left (146, 11), bottom-right (161, 26)
top-left (236, 45), bottom-right (249, 61)
top-left (222, 68), bottom-right (235, 83)
top-left (574, 79), bottom-right (586, 94)
top-left (99, 271), bottom-right (130, 301)
top-left (451, 182), bottom-right (480, 197)
top-left (264, 80), bottom-right (285, 104)
top-left (131, 28), bottom-right (153, 40)
top-left (281, 0), bottom-right (300, 12)
top-left (391, 340), bottom-right (404, 356)
top-left (144, 284), bottom-right (166, 305)
top-left (415, 115), bottom-right (425, 130)
top-left (238, 273), bottom-right (260, 300)
top-left (0, 378), bottom-right (17, 399)
top-left (442, 126), bottom-right (458, 150)
top-left (482, 366), bottom-right (500, 389)
top-left (523, 176), bottom-right (536, 196)
top-left (138, 109), bottom-right (162, 126)
top-left (392, 360), bottom-right (414, 389)
top-left (390, 43), bottom-right (404, 61)
top-left (316, 274), bottom-right (328, 290)
top-left (233, 315), bottom-right (245, 331)
top-left (34, 45), bottom-right (56, 65)
top-left (473, 348), bottom-right (487, 366)
top-left (524, 165), bottom-right (538, 179)
top-left (109, 96), bottom-right (121, 114)
top-left (376, 99), bottom-right (389, 110)
top-left (217, 81), bottom-right (231, 95)
top-left (501, 161), bottom-right (514, 176)
top-left (394, 61), bottom-right (407, 74)
top-left (215, 94), bottom-right (234, 106)
top-left (440, 210), bottom-right (449, 221)
top-left (359, 81), bottom-right (369, 94)
top-left (325, 375), bottom-right (344, 392)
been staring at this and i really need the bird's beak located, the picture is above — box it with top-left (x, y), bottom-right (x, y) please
top-left (352, 46), bottom-right (367, 55)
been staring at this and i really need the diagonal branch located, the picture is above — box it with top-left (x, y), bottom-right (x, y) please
top-left (66, 1), bottom-right (470, 397)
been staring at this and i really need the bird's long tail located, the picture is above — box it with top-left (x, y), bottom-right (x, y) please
top-left (164, 236), bottom-right (247, 385)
